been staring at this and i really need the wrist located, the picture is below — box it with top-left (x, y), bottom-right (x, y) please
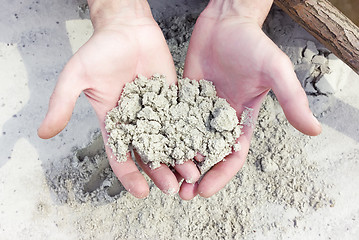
top-left (204, 0), bottom-right (273, 26)
top-left (87, 0), bottom-right (153, 30)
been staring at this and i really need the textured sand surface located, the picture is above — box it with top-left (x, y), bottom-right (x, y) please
top-left (105, 75), bottom-right (241, 173)
top-left (1, 1), bottom-right (359, 239)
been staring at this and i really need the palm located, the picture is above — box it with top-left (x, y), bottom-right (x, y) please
top-left (183, 15), bottom-right (321, 198)
top-left (185, 17), bottom-right (285, 113)
top-left (38, 19), bottom-right (198, 198)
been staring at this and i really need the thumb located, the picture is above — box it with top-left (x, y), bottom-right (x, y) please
top-left (38, 61), bottom-right (84, 139)
top-left (270, 56), bottom-right (322, 136)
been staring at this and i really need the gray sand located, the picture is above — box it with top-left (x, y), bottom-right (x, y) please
top-left (2, 1), bottom-right (359, 239)
top-left (46, 95), bottom-right (334, 239)
top-left (105, 75), bottom-right (242, 173)
top-left (41, 8), bottom-right (349, 239)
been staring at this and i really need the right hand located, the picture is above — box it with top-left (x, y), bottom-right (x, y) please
top-left (38, 0), bottom-right (201, 198)
top-left (180, 0), bottom-right (321, 199)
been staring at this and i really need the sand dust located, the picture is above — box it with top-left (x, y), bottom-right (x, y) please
top-left (105, 75), bottom-right (242, 173)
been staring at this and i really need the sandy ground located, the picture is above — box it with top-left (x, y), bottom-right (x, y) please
top-left (1, 1), bottom-right (359, 239)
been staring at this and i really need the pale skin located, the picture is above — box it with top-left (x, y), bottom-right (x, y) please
top-left (38, 0), bottom-right (321, 200)
top-left (180, 0), bottom-right (322, 200)
top-left (38, 0), bottom-right (201, 198)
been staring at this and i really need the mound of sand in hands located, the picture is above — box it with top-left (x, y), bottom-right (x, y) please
top-left (105, 74), bottom-right (247, 174)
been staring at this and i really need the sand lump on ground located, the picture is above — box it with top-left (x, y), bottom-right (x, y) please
top-left (105, 75), bottom-right (243, 174)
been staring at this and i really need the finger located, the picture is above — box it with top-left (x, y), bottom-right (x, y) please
top-left (134, 152), bottom-right (179, 195)
top-left (179, 182), bottom-right (199, 201)
top-left (38, 61), bottom-right (84, 139)
top-left (270, 55), bottom-right (321, 136)
top-left (174, 161), bottom-right (201, 184)
top-left (106, 147), bottom-right (149, 198)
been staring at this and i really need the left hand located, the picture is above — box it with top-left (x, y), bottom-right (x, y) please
top-left (180, 2), bottom-right (321, 199)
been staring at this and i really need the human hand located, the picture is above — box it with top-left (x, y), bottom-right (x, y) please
top-left (181, 0), bottom-right (322, 199)
top-left (38, 0), bottom-right (200, 198)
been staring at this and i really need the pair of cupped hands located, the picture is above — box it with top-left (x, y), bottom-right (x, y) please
top-left (38, 2), bottom-right (321, 200)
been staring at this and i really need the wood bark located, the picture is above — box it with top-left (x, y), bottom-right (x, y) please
top-left (274, 0), bottom-right (359, 74)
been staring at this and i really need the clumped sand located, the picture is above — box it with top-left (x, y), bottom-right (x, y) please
top-left (45, 13), bottom-right (337, 239)
top-left (46, 95), bottom-right (335, 239)
top-left (2, 1), bottom-right (359, 239)
top-left (105, 75), bottom-right (242, 173)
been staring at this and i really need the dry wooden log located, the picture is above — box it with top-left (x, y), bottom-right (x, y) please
top-left (274, 0), bottom-right (359, 74)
